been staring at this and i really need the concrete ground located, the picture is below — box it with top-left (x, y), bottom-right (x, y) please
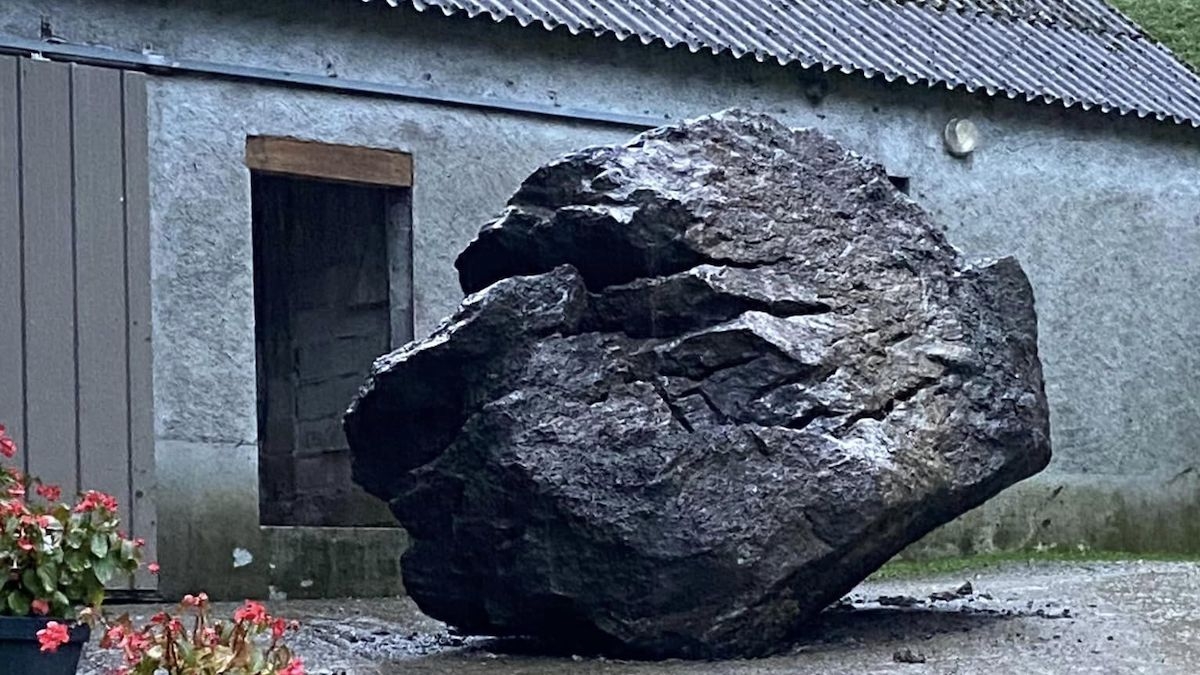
top-left (82, 561), bottom-right (1199, 674)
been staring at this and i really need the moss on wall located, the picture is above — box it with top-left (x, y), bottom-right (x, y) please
top-left (1111, 0), bottom-right (1200, 68)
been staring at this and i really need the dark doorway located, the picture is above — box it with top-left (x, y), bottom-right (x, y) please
top-left (252, 172), bottom-right (409, 527)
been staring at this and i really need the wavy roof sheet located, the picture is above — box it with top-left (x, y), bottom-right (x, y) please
top-left (369, 0), bottom-right (1200, 127)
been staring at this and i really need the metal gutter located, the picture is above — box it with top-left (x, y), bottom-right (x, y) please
top-left (0, 35), bottom-right (662, 130)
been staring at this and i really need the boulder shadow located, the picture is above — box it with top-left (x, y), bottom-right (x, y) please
top-left (796, 603), bottom-right (1018, 648)
top-left (460, 604), bottom-right (1019, 661)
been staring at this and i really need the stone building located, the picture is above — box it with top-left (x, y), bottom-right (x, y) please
top-left (0, 0), bottom-right (1197, 597)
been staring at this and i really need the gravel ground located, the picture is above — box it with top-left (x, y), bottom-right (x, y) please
top-left (82, 561), bottom-right (1199, 674)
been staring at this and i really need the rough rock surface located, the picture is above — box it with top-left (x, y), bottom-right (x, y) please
top-left (345, 110), bottom-right (1052, 659)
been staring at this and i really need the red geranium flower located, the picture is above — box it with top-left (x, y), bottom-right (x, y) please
top-left (234, 600), bottom-right (269, 626)
top-left (121, 631), bottom-right (151, 662)
top-left (74, 490), bottom-right (119, 513)
top-left (34, 483), bottom-right (61, 502)
top-left (0, 425), bottom-right (16, 458)
top-left (0, 499), bottom-right (27, 517)
top-left (36, 622), bottom-right (70, 653)
top-left (100, 624), bottom-right (126, 649)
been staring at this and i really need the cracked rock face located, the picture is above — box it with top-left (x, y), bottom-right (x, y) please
top-left (345, 110), bottom-right (1051, 658)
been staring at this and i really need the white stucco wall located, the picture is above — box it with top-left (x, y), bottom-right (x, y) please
top-left (2, 0), bottom-right (1197, 595)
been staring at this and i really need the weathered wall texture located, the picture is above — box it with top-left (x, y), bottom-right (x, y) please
top-left (2, 0), bottom-right (1198, 593)
top-left (131, 78), bottom-right (631, 596)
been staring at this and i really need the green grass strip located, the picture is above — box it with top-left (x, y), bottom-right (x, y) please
top-left (870, 549), bottom-right (1200, 581)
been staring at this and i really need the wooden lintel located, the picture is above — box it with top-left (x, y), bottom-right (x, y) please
top-left (245, 137), bottom-right (412, 188)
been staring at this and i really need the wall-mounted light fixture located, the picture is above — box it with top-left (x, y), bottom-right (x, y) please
top-left (943, 118), bottom-right (979, 158)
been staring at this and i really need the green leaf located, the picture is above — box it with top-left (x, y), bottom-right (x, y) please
top-left (177, 637), bottom-right (195, 663)
top-left (37, 562), bottom-right (57, 594)
top-left (65, 550), bottom-right (87, 573)
top-left (90, 532), bottom-right (110, 558)
top-left (6, 590), bottom-right (30, 616)
top-left (93, 556), bottom-right (116, 585)
top-left (21, 569), bottom-right (39, 595)
top-left (51, 591), bottom-right (70, 611)
top-left (65, 529), bottom-right (84, 550)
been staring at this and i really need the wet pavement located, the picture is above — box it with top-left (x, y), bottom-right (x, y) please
top-left (82, 560), bottom-right (1199, 674)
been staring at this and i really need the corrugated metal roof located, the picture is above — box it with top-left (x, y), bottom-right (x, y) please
top-left (367, 0), bottom-right (1200, 127)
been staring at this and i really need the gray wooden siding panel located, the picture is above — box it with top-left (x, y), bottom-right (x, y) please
top-left (6, 56), bottom-right (154, 590)
top-left (20, 58), bottom-right (78, 492)
top-left (73, 64), bottom-right (132, 532)
top-left (0, 56), bottom-right (23, 455)
top-left (123, 71), bottom-right (157, 589)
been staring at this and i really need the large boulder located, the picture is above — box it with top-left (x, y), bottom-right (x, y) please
top-left (345, 110), bottom-right (1051, 658)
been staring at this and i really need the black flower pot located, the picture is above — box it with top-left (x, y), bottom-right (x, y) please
top-left (0, 616), bottom-right (90, 675)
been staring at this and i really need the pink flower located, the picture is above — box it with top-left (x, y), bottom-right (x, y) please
top-left (134, 538), bottom-right (145, 548)
top-left (121, 631), bottom-right (151, 662)
top-left (6, 483), bottom-right (25, 498)
top-left (36, 622), bottom-right (70, 653)
top-left (271, 617), bottom-right (287, 639)
top-left (34, 483), bottom-right (61, 502)
top-left (101, 624), bottom-right (126, 649)
top-left (0, 499), bottom-right (27, 518)
top-left (234, 600), bottom-right (269, 626)
top-left (21, 513), bottom-right (53, 528)
top-left (0, 425), bottom-right (16, 459)
top-left (74, 490), bottom-right (119, 513)
top-left (147, 562), bottom-right (160, 575)
top-left (279, 658), bottom-right (306, 675)
top-left (30, 599), bottom-right (50, 615)
top-left (179, 591), bottom-right (209, 608)
top-left (17, 537), bottom-right (33, 551)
